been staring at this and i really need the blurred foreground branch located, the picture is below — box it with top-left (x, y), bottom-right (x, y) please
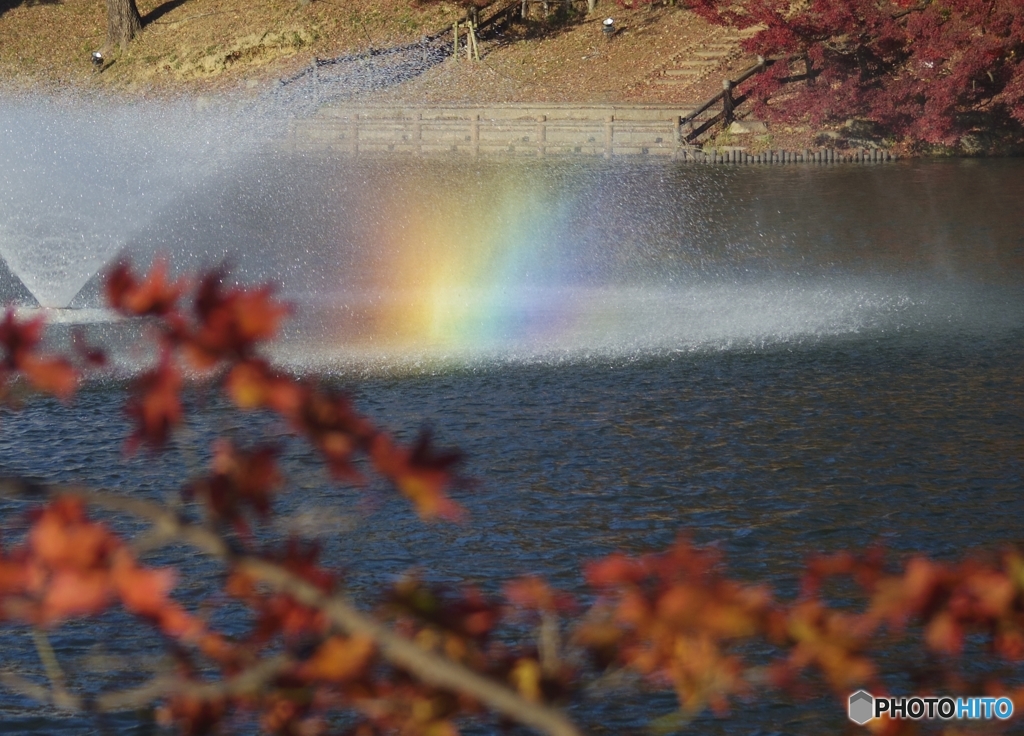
top-left (0, 478), bottom-right (584, 736)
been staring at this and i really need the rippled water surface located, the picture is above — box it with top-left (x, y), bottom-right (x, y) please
top-left (0, 156), bottom-right (1022, 734)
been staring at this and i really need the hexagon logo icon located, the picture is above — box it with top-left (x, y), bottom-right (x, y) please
top-left (849, 690), bottom-right (874, 725)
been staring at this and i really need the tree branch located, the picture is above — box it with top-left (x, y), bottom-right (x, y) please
top-left (891, 1), bottom-right (930, 20)
top-left (1, 655), bottom-right (294, 713)
top-left (0, 480), bottom-right (585, 736)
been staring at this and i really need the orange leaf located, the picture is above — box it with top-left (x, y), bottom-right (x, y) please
top-left (20, 354), bottom-right (77, 400)
top-left (110, 552), bottom-right (176, 617)
top-left (509, 657), bottom-right (543, 702)
top-left (370, 432), bottom-right (464, 521)
top-left (924, 610), bottom-right (963, 655)
top-left (41, 569), bottom-right (112, 623)
top-left (299, 635), bottom-right (375, 682)
top-left (29, 497), bottom-right (114, 569)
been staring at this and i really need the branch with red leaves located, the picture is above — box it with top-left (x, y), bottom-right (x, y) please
top-left (684, 0), bottom-right (1024, 148)
top-left (0, 479), bottom-right (583, 736)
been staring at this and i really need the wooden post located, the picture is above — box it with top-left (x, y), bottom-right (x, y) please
top-left (470, 22), bottom-right (480, 61)
top-left (537, 114), bottom-right (546, 157)
top-left (604, 114), bottom-right (614, 158)
top-left (804, 54), bottom-right (814, 85)
top-left (587, 0), bottom-right (596, 11)
top-left (471, 113), bottom-right (480, 156)
top-left (521, 0), bottom-right (528, 19)
top-left (350, 113), bottom-right (359, 155)
top-left (722, 79), bottom-right (734, 124)
top-left (453, 21), bottom-right (459, 61)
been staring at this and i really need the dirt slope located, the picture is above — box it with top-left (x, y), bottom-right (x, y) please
top-left (0, 0), bottom-right (831, 149)
top-left (0, 0), bottom-right (751, 101)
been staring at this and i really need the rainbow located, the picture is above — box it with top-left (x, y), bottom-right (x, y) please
top-left (283, 162), bottom-right (913, 367)
top-left (336, 167), bottom-right (580, 354)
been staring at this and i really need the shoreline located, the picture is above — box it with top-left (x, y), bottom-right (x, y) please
top-left (3, 0), bottom-right (1021, 160)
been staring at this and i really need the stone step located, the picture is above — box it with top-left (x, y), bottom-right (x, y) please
top-left (666, 61), bottom-right (719, 70)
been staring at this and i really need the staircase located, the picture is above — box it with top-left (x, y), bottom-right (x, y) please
top-left (653, 26), bottom-right (761, 96)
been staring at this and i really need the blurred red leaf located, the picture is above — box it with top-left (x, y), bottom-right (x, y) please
top-left (0, 309), bottom-right (78, 400)
top-left (0, 308), bottom-right (44, 367)
top-left (29, 497), bottom-right (116, 570)
top-left (224, 359), bottom-right (303, 415)
top-left (185, 273), bottom-right (290, 368)
top-left (20, 355), bottom-right (77, 400)
top-left (188, 440), bottom-right (283, 533)
top-left (370, 431), bottom-right (463, 521)
top-left (105, 259), bottom-right (185, 317)
top-left (40, 569), bottom-right (112, 623)
top-left (125, 350), bottom-right (183, 450)
top-left (505, 577), bottom-right (576, 615)
top-left (72, 328), bottom-right (107, 368)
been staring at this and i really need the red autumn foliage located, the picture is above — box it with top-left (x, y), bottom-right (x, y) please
top-left (186, 270), bottom-right (290, 368)
top-left (0, 309), bottom-right (78, 400)
top-left (106, 258), bottom-right (185, 318)
top-left (686, 0), bottom-right (1024, 148)
top-left (125, 347), bottom-right (183, 450)
top-left (0, 259), bottom-right (1021, 736)
top-left (188, 440), bottom-right (284, 534)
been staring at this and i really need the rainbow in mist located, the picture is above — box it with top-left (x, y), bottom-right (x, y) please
top-left (278, 162), bottom-right (918, 367)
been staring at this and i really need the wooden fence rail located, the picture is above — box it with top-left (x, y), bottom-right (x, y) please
top-left (680, 55), bottom-right (767, 141)
top-left (680, 53), bottom-right (816, 142)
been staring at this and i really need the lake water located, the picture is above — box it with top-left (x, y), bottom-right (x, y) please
top-left (0, 156), bottom-right (1022, 734)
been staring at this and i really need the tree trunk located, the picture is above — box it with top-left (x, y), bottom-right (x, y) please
top-left (106, 0), bottom-right (142, 50)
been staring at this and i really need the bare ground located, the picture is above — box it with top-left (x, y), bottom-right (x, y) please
top-left (0, 0), bottom-right (829, 151)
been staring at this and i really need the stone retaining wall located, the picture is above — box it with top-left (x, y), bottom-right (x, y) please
top-left (286, 104), bottom-right (696, 157)
top-left (286, 104), bottom-right (895, 162)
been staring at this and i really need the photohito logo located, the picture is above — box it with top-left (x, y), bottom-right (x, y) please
top-left (848, 691), bottom-right (1014, 724)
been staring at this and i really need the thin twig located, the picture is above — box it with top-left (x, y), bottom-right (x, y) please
top-left (1, 654), bottom-right (294, 713)
top-left (31, 628), bottom-right (67, 694)
top-left (96, 653), bottom-right (292, 711)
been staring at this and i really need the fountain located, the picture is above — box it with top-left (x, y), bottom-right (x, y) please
top-left (3, 81), bottom-right (1024, 371)
top-left (0, 93), bottom-right (269, 314)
